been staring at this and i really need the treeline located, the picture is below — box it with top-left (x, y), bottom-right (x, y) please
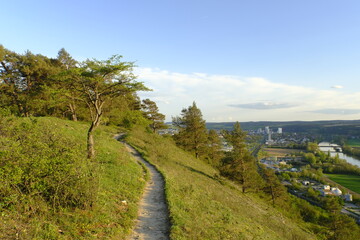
top-left (172, 102), bottom-right (287, 203)
top-left (0, 45), bottom-right (165, 158)
top-left (304, 143), bottom-right (360, 175)
top-left (343, 144), bottom-right (360, 159)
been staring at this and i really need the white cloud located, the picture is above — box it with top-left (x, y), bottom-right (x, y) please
top-left (331, 85), bottom-right (344, 89)
top-left (135, 67), bottom-right (360, 122)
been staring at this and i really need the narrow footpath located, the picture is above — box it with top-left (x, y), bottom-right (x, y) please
top-left (123, 142), bottom-right (170, 240)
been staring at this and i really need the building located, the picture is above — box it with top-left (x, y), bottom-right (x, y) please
top-left (344, 194), bottom-right (353, 202)
top-left (265, 126), bottom-right (270, 134)
top-left (320, 187), bottom-right (342, 197)
top-left (331, 187), bottom-right (342, 196)
top-left (277, 128), bottom-right (282, 134)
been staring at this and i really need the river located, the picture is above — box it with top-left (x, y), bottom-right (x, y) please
top-left (319, 142), bottom-right (360, 168)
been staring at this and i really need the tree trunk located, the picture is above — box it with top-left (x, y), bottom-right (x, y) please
top-left (87, 122), bottom-right (96, 159)
top-left (86, 100), bottom-right (102, 159)
top-left (69, 103), bottom-right (78, 121)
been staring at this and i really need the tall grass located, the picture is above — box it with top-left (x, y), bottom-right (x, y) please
top-left (126, 127), bottom-right (316, 240)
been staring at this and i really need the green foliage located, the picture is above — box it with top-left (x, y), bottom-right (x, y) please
top-left (326, 213), bottom-right (360, 240)
top-left (205, 129), bottom-right (224, 167)
top-left (0, 117), bottom-right (145, 239)
top-left (221, 122), bottom-right (263, 193)
top-left (304, 152), bottom-right (317, 165)
top-left (0, 117), bottom-right (94, 211)
top-left (307, 142), bottom-right (319, 153)
top-left (173, 102), bottom-right (209, 159)
top-left (122, 110), bottom-right (151, 129)
top-left (259, 166), bottom-right (288, 206)
top-left (141, 98), bottom-right (166, 132)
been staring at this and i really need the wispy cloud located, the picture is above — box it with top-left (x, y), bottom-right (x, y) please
top-left (135, 67), bottom-right (360, 121)
top-left (331, 85), bottom-right (344, 89)
top-left (229, 102), bottom-right (297, 110)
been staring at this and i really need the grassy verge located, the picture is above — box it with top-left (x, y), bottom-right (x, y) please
top-left (0, 117), bottom-right (146, 239)
top-left (326, 174), bottom-right (360, 194)
top-left (126, 127), bottom-right (316, 240)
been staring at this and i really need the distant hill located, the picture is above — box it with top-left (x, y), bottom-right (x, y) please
top-left (206, 120), bottom-right (360, 135)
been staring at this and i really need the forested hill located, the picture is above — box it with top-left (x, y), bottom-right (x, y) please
top-left (207, 120), bottom-right (360, 135)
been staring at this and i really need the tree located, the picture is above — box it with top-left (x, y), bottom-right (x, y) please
top-left (307, 142), bottom-right (319, 153)
top-left (173, 102), bottom-right (208, 159)
top-left (327, 213), bottom-right (360, 240)
top-left (63, 55), bottom-right (148, 159)
top-left (0, 46), bottom-right (58, 117)
top-left (221, 122), bottom-right (263, 193)
top-left (54, 48), bottom-right (81, 121)
top-left (206, 129), bottom-right (224, 167)
top-left (304, 152), bottom-right (317, 165)
top-left (141, 98), bottom-right (166, 132)
top-left (260, 165), bottom-right (288, 206)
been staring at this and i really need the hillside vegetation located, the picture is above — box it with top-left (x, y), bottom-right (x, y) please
top-left (126, 127), bottom-right (316, 240)
top-left (0, 117), bottom-right (146, 239)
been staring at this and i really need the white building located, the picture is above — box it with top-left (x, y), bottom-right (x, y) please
top-left (265, 126), bottom-right (270, 134)
top-left (331, 187), bottom-right (342, 196)
top-left (277, 128), bottom-right (282, 134)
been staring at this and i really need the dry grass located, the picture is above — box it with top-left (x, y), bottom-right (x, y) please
top-left (264, 148), bottom-right (304, 157)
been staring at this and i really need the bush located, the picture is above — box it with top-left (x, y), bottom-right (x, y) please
top-left (0, 117), bottom-right (96, 212)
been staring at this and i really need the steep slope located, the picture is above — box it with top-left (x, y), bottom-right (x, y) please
top-left (126, 127), bottom-right (316, 240)
top-left (0, 117), bottom-right (146, 239)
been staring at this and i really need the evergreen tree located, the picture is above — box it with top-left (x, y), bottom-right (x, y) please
top-left (206, 129), bottom-right (224, 167)
top-left (221, 122), bottom-right (262, 193)
top-left (141, 98), bottom-right (166, 132)
top-left (173, 102), bottom-right (208, 159)
top-left (259, 165), bottom-right (288, 206)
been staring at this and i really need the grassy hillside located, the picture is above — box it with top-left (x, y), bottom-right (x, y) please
top-left (126, 127), bottom-right (316, 240)
top-left (0, 117), bottom-right (146, 239)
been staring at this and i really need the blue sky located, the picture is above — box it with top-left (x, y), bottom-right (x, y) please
top-left (2, 0), bottom-right (360, 122)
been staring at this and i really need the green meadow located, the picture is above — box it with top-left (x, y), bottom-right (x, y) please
top-left (326, 174), bottom-right (360, 194)
top-left (346, 139), bottom-right (360, 147)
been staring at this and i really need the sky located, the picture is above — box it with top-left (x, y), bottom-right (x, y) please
top-left (2, 0), bottom-right (360, 122)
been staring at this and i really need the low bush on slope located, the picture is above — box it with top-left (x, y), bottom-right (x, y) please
top-left (126, 127), bottom-right (316, 240)
top-left (0, 117), bottom-right (146, 239)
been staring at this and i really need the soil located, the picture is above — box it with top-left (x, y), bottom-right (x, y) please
top-left (123, 143), bottom-right (170, 240)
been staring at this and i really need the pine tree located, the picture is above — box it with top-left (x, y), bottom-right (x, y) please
top-left (259, 165), bottom-right (288, 206)
top-left (173, 102), bottom-right (208, 159)
top-left (206, 129), bottom-right (224, 167)
top-left (222, 122), bottom-right (263, 193)
top-left (141, 98), bottom-right (166, 132)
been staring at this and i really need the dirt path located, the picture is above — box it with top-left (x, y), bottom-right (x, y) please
top-left (123, 143), bottom-right (170, 240)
